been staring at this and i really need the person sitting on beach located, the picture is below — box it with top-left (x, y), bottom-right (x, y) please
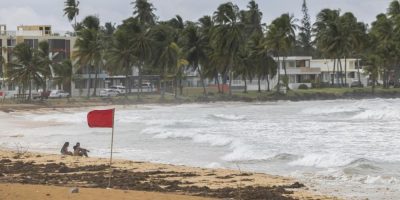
top-left (73, 142), bottom-right (90, 157)
top-left (60, 142), bottom-right (73, 156)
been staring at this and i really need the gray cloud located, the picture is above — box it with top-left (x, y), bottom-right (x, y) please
top-left (0, 0), bottom-right (392, 31)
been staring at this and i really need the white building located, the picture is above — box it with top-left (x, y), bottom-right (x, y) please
top-left (310, 58), bottom-right (367, 86)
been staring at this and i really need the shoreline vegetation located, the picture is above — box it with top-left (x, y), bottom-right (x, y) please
top-left (0, 149), bottom-right (337, 200)
top-left (1, 87), bottom-right (400, 112)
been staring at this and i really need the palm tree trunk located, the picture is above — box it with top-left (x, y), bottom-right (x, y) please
top-left (125, 71), bottom-right (129, 99)
top-left (161, 65), bottom-right (165, 99)
top-left (357, 58), bottom-right (361, 85)
top-left (87, 65), bottom-right (91, 98)
top-left (276, 55), bottom-right (281, 93)
top-left (198, 67), bottom-right (207, 97)
top-left (216, 73), bottom-right (221, 93)
top-left (228, 67), bottom-right (232, 96)
top-left (344, 57), bottom-right (347, 86)
top-left (92, 66), bottom-right (98, 96)
top-left (258, 76), bottom-right (261, 93)
top-left (179, 78), bottom-right (183, 95)
top-left (267, 75), bottom-right (270, 92)
top-left (332, 59), bottom-right (336, 86)
top-left (139, 63), bottom-right (143, 99)
top-left (28, 74), bottom-right (32, 101)
top-left (243, 78), bottom-right (247, 93)
top-left (338, 58), bottom-right (344, 87)
top-left (283, 56), bottom-right (289, 90)
top-left (174, 76), bottom-right (178, 98)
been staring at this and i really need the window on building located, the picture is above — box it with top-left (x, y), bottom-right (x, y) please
top-left (348, 72), bottom-right (355, 78)
top-left (49, 39), bottom-right (68, 61)
top-left (24, 39), bottom-right (38, 49)
top-left (7, 39), bottom-right (16, 47)
top-left (74, 79), bottom-right (87, 89)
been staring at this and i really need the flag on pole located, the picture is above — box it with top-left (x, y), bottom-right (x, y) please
top-left (87, 108), bottom-right (116, 188)
top-left (87, 109), bottom-right (114, 128)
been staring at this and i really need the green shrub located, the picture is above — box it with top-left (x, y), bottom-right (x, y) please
top-left (298, 84), bottom-right (309, 90)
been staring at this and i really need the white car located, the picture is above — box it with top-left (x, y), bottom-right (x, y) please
top-left (109, 85), bottom-right (126, 94)
top-left (99, 89), bottom-right (119, 97)
top-left (49, 90), bottom-right (70, 98)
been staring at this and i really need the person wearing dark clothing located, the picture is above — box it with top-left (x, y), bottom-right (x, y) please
top-left (60, 142), bottom-right (73, 156)
top-left (73, 142), bottom-right (89, 157)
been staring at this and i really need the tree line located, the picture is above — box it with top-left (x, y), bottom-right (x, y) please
top-left (5, 0), bottom-right (400, 100)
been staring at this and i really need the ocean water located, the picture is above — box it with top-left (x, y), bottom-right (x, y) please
top-left (0, 99), bottom-right (400, 199)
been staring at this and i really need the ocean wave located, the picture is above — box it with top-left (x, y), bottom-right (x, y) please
top-left (21, 112), bottom-right (88, 124)
top-left (289, 153), bottom-right (354, 168)
top-left (301, 106), bottom-right (363, 115)
top-left (270, 153), bottom-right (299, 161)
top-left (141, 127), bottom-right (263, 162)
top-left (351, 108), bottom-right (400, 120)
top-left (208, 114), bottom-right (246, 121)
top-left (141, 127), bottom-right (234, 147)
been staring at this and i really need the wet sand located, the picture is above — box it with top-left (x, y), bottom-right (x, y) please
top-left (0, 149), bottom-right (338, 200)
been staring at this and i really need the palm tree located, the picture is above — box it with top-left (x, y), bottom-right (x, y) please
top-left (7, 43), bottom-right (44, 101)
top-left (150, 24), bottom-right (176, 98)
top-left (131, 0), bottom-right (157, 26)
top-left (183, 23), bottom-right (209, 97)
top-left (212, 2), bottom-right (245, 96)
top-left (387, 0), bottom-right (400, 18)
top-left (370, 14), bottom-right (396, 88)
top-left (158, 42), bottom-right (180, 99)
top-left (63, 0), bottom-right (80, 30)
top-left (131, 1), bottom-right (157, 98)
top-left (249, 32), bottom-right (277, 92)
top-left (107, 20), bottom-right (138, 98)
top-left (54, 59), bottom-right (73, 94)
top-left (74, 15), bottom-right (104, 98)
top-left (37, 41), bottom-right (53, 93)
top-left (265, 14), bottom-right (297, 92)
top-left (314, 9), bottom-right (341, 86)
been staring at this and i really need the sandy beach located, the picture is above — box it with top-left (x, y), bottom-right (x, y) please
top-left (0, 149), bottom-right (337, 200)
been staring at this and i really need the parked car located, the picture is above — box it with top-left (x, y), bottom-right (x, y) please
top-left (49, 90), bottom-right (70, 98)
top-left (350, 81), bottom-right (364, 88)
top-left (109, 85), bottom-right (126, 94)
top-left (136, 83), bottom-right (155, 92)
top-left (99, 88), bottom-right (119, 97)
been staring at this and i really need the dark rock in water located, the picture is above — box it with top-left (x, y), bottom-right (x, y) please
top-left (69, 187), bottom-right (79, 193)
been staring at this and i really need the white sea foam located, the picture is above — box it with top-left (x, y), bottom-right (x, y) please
top-left (351, 108), bottom-right (400, 120)
top-left (301, 106), bottom-right (362, 115)
top-left (209, 114), bottom-right (246, 121)
top-left (23, 112), bottom-right (87, 123)
top-left (289, 153), bottom-right (355, 168)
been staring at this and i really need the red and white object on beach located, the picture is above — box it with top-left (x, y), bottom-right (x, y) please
top-left (87, 109), bottom-right (114, 128)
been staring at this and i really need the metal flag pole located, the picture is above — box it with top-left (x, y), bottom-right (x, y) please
top-left (107, 108), bottom-right (115, 188)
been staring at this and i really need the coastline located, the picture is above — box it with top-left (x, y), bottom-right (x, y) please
top-left (1, 88), bottom-right (400, 113)
top-left (0, 149), bottom-right (338, 200)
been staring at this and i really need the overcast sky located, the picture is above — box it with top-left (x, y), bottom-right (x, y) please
top-left (0, 0), bottom-right (393, 31)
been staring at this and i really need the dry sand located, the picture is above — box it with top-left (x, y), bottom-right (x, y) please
top-left (0, 149), bottom-right (339, 200)
top-left (0, 183), bottom-right (214, 200)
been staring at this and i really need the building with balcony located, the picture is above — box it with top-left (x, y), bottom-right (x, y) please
top-left (310, 59), bottom-right (367, 87)
top-left (0, 25), bottom-right (76, 96)
top-left (273, 56), bottom-right (321, 89)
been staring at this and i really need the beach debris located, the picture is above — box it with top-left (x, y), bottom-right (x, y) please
top-left (69, 187), bottom-right (79, 193)
top-left (58, 166), bottom-right (69, 173)
top-left (0, 159), bottom-right (300, 200)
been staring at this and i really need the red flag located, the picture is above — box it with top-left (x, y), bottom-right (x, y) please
top-left (87, 109), bottom-right (114, 128)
